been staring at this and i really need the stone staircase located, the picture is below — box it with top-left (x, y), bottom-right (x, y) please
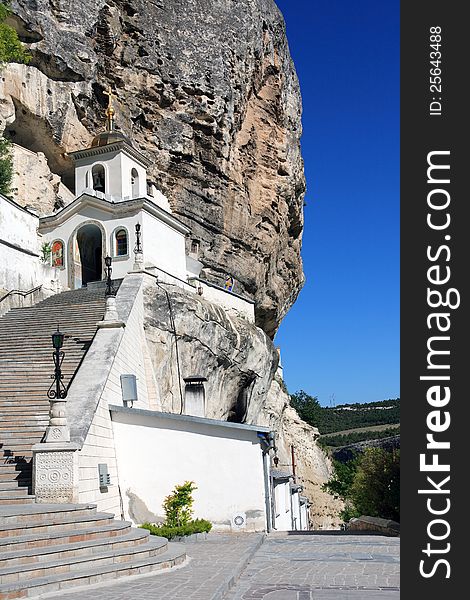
top-left (0, 286), bottom-right (108, 503)
top-left (0, 285), bottom-right (186, 597)
top-left (0, 504), bottom-right (185, 598)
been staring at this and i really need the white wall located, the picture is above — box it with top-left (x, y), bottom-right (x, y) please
top-left (100, 282), bottom-right (151, 410)
top-left (0, 194), bottom-right (58, 299)
top-left (291, 490), bottom-right (301, 531)
top-left (111, 409), bottom-right (269, 532)
top-left (188, 278), bottom-right (255, 323)
top-left (74, 150), bottom-right (147, 201)
top-left (62, 273), bottom-right (149, 514)
top-left (300, 500), bottom-right (309, 531)
top-left (39, 203), bottom-right (188, 289)
top-left (78, 394), bottom-right (122, 516)
top-left (273, 479), bottom-right (293, 531)
top-left (142, 211), bottom-right (187, 280)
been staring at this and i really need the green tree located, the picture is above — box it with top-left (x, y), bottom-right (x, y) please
top-left (323, 448), bottom-right (400, 523)
top-left (322, 456), bottom-right (359, 499)
top-left (290, 390), bottom-right (323, 426)
top-left (0, 2), bottom-right (30, 196)
top-left (0, 137), bottom-right (13, 196)
top-left (349, 448), bottom-right (400, 522)
top-left (0, 2), bottom-right (30, 64)
top-left (163, 481), bottom-right (197, 527)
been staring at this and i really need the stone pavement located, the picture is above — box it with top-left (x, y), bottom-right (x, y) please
top-left (225, 533), bottom-right (400, 600)
top-left (36, 532), bottom-right (399, 600)
top-left (37, 534), bottom-right (265, 600)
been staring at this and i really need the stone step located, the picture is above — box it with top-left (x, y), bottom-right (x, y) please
top-left (0, 496), bottom-right (35, 505)
top-left (0, 430), bottom-right (46, 437)
top-left (0, 482), bottom-right (29, 491)
top-left (0, 423), bottom-right (47, 430)
top-left (0, 527), bottom-right (154, 568)
top-left (1, 436), bottom-right (45, 445)
top-left (0, 512), bottom-right (114, 537)
top-left (0, 535), bottom-right (170, 584)
top-left (0, 489), bottom-right (31, 499)
top-left (0, 521), bottom-right (131, 553)
top-left (0, 504), bottom-right (97, 524)
top-left (0, 542), bottom-right (185, 599)
top-left (0, 473), bottom-right (31, 483)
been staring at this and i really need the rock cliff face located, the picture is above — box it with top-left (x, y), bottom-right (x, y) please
top-left (2, 0), bottom-right (341, 525)
top-left (144, 281), bottom-right (342, 528)
top-left (4, 0), bottom-right (305, 336)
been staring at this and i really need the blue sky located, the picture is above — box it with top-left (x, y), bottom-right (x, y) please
top-left (273, 0), bottom-right (400, 406)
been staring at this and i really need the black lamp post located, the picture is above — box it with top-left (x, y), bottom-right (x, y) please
top-left (47, 326), bottom-right (67, 400)
top-left (134, 223), bottom-right (142, 254)
top-left (104, 255), bottom-right (115, 296)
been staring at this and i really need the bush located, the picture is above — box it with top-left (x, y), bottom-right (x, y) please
top-left (140, 518), bottom-right (212, 540)
top-left (141, 481), bottom-right (212, 540)
top-left (349, 448), bottom-right (400, 522)
top-left (322, 448), bottom-right (400, 523)
top-left (0, 2), bottom-right (31, 65)
top-left (163, 480), bottom-right (196, 527)
top-left (0, 137), bottom-right (13, 197)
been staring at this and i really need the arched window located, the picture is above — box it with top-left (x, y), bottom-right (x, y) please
top-left (131, 168), bottom-right (139, 197)
top-left (51, 240), bottom-right (65, 268)
top-left (115, 229), bottom-right (128, 256)
top-left (92, 164), bottom-right (106, 193)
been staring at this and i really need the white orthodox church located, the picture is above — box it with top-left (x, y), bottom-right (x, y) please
top-left (39, 101), bottom-right (200, 292)
top-left (0, 97), bottom-right (309, 545)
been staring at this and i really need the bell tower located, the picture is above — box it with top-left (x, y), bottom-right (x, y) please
top-left (68, 88), bottom-right (151, 202)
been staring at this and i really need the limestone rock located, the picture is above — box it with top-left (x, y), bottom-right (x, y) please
top-left (11, 143), bottom-right (74, 214)
top-left (143, 282), bottom-right (341, 527)
top-left (6, 0), bottom-right (305, 335)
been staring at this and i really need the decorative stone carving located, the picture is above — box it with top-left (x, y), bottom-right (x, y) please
top-left (32, 443), bottom-right (80, 503)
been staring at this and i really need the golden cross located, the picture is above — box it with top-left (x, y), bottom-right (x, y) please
top-left (103, 87), bottom-right (115, 131)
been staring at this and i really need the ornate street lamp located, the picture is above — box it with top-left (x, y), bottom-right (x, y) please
top-left (134, 223), bottom-right (143, 254)
top-left (104, 255), bottom-right (115, 296)
top-left (48, 326), bottom-right (67, 400)
top-left (133, 223), bottom-right (144, 270)
top-left (45, 325), bottom-right (70, 443)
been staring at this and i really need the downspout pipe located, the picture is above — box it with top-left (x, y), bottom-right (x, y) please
top-left (258, 431), bottom-right (276, 533)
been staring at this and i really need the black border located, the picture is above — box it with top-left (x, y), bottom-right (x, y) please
top-left (401, 2), bottom-right (466, 596)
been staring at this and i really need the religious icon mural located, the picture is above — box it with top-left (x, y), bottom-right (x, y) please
top-left (51, 240), bottom-right (64, 268)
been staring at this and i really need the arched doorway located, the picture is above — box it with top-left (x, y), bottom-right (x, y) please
top-left (70, 223), bottom-right (103, 288)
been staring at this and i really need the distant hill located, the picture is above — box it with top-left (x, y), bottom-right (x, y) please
top-left (290, 392), bottom-right (400, 448)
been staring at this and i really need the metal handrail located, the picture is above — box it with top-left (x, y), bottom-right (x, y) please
top-left (0, 285), bottom-right (43, 304)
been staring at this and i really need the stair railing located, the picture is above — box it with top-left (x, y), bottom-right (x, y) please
top-left (0, 284), bottom-right (43, 304)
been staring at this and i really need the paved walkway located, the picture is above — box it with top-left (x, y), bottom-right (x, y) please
top-left (39, 534), bottom-right (264, 600)
top-left (38, 533), bottom-right (399, 600)
top-left (225, 533), bottom-right (400, 600)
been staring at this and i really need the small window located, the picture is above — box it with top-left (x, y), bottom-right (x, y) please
top-left (115, 229), bottom-right (128, 256)
top-left (131, 168), bottom-right (139, 197)
top-left (51, 240), bottom-right (64, 268)
top-left (190, 239), bottom-right (200, 257)
top-left (92, 164), bottom-right (106, 192)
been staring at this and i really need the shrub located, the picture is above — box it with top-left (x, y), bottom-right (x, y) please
top-left (322, 448), bottom-right (400, 523)
top-left (40, 242), bottom-right (51, 264)
top-left (140, 518), bottom-right (212, 540)
top-left (0, 137), bottom-right (13, 197)
top-left (163, 480), bottom-right (197, 527)
top-left (0, 2), bottom-right (31, 65)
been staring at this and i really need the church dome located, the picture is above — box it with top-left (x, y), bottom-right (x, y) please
top-left (90, 130), bottom-right (133, 148)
